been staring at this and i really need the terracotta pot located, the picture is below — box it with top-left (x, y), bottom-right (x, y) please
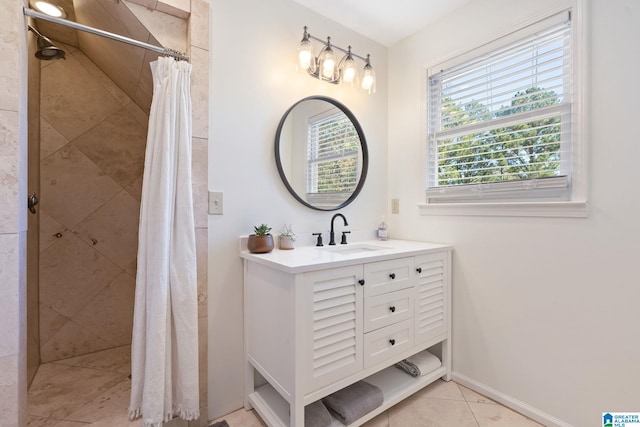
top-left (247, 234), bottom-right (274, 253)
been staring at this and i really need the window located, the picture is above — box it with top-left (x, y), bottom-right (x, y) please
top-left (306, 111), bottom-right (360, 207)
top-left (425, 10), bottom-right (585, 215)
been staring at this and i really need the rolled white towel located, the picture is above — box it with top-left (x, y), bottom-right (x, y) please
top-left (395, 350), bottom-right (441, 377)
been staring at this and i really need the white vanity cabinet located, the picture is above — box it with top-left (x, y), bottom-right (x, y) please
top-left (241, 240), bottom-right (451, 427)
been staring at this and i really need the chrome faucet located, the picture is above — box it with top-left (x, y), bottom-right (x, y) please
top-left (329, 213), bottom-right (348, 245)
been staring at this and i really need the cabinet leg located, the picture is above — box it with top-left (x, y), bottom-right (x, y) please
top-left (291, 401), bottom-right (305, 427)
top-left (244, 362), bottom-right (254, 410)
top-left (442, 338), bottom-right (452, 381)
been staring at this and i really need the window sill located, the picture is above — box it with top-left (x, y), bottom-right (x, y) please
top-left (418, 201), bottom-right (588, 218)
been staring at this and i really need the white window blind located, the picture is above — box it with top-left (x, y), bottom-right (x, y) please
top-left (307, 112), bottom-right (359, 205)
top-left (426, 11), bottom-right (573, 203)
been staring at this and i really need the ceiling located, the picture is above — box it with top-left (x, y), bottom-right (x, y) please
top-left (292, 0), bottom-right (474, 46)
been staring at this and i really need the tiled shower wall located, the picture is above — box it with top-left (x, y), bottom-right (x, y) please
top-left (38, 46), bottom-right (148, 363)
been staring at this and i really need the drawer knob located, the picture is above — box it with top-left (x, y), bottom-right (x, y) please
top-left (358, 279), bottom-right (365, 286)
top-left (389, 339), bottom-right (396, 346)
top-left (389, 273), bottom-right (396, 280)
top-left (416, 267), bottom-right (422, 273)
top-left (389, 306), bottom-right (396, 313)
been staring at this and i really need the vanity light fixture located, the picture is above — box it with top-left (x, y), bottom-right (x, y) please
top-left (29, 0), bottom-right (67, 18)
top-left (298, 26), bottom-right (375, 94)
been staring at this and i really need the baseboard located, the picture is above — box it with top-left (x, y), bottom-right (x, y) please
top-left (452, 372), bottom-right (573, 427)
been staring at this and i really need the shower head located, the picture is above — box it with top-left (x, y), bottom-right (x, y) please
top-left (28, 25), bottom-right (66, 60)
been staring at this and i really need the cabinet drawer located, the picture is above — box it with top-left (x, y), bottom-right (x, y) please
top-left (363, 258), bottom-right (415, 298)
top-left (363, 319), bottom-right (413, 368)
top-left (364, 288), bottom-right (414, 333)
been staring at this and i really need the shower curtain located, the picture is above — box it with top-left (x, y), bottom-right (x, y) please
top-left (129, 56), bottom-right (199, 427)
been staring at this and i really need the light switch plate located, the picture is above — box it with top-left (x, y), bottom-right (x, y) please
top-left (391, 198), bottom-right (399, 214)
top-left (209, 191), bottom-right (223, 215)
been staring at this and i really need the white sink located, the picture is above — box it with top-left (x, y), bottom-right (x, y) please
top-left (321, 243), bottom-right (389, 255)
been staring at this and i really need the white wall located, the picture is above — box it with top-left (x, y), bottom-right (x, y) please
top-left (388, 0), bottom-right (640, 426)
top-left (208, 0), bottom-right (387, 418)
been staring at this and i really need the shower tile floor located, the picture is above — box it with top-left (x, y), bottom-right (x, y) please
top-left (27, 346), bottom-right (542, 426)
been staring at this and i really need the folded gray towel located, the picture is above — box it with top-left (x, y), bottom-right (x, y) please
top-left (322, 381), bottom-right (384, 425)
top-left (395, 350), bottom-right (441, 377)
top-left (305, 400), bottom-right (332, 427)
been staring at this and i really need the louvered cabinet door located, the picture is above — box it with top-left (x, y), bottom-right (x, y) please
top-left (414, 252), bottom-right (449, 346)
top-left (300, 265), bottom-right (364, 393)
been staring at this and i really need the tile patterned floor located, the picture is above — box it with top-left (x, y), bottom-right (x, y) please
top-left (27, 347), bottom-right (542, 426)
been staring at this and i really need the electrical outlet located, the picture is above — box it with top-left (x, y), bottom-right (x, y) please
top-left (391, 198), bottom-right (399, 214)
top-left (209, 191), bottom-right (223, 215)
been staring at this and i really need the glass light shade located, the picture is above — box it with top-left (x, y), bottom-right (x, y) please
top-left (322, 50), bottom-right (335, 79)
top-left (362, 68), bottom-right (375, 91)
top-left (361, 56), bottom-right (375, 93)
top-left (342, 57), bottom-right (356, 83)
top-left (299, 45), bottom-right (312, 70)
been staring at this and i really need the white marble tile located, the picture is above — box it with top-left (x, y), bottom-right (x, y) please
top-left (468, 402), bottom-right (543, 426)
top-left (39, 232), bottom-right (121, 319)
top-left (28, 363), bottom-right (73, 385)
top-left (0, 355), bottom-right (20, 427)
top-left (133, 49), bottom-right (159, 113)
top-left (50, 420), bottom-right (89, 427)
top-left (40, 320), bottom-right (114, 363)
top-left (73, 108), bottom-right (148, 188)
top-left (38, 210), bottom-right (68, 254)
top-left (73, 190), bottom-right (140, 269)
top-left (74, 0), bottom-right (148, 101)
top-left (96, 0), bottom-right (154, 45)
top-left (388, 395), bottom-right (478, 427)
top-left (124, 174), bottom-right (144, 203)
top-left (192, 137), bottom-right (208, 229)
top-left (73, 50), bottom-right (132, 107)
top-left (72, 272), bottom-right (135, 347)
top-left (188, 0), bottom-right (209, 51)
top-left (27, 365), bottom-right (125, 420)
top-left (124, 101), bottom-right (150, 128)
top-left (125, 2), bottom-right (187, 52)
top-left (65, 378), bottom-right (131, 423)
top-left (124, 0), bottom-right (159, 11)
top-left (415, 379), bottom-right (467, 401)
top-left (157, 0), bottom-right (190, 19)
top-left (195, 228), bottom-right (207, 318)
top-left (0, 8), bottom-right (20, 113)
top-left (212, 408), bottom-right (266, 427)
top-left (460, 384), bottom-right (497, 405)
top-left (0, 233), bottom-right (20, 359)
top-left (38, 303), bottom-right (70, 352)
top-left (40, 118), bottom-right (70, 161)
top-left (40, 54), bottom-right (123, 141)
top-left (26, 415), bottom-right (56, 426)
top-left (56, 345), bottom-right (131, 374)
top-left (190, 46), bottom-right (208, 140)
top-left (40, 145), bottom-right (121, 230)
top-left (198, 316), bottom-right (207, 401)
top-left (0, 110), bottom-right (20, 233)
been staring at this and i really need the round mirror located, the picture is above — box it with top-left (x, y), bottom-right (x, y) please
top-left (275, 96), bottom-right (368, 211)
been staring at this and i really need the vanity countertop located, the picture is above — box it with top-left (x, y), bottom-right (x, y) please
top-left (240, 239), bottom-right (452, 273)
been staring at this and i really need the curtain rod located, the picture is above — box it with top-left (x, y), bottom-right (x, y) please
top-left (23, 7), bottom-right (189, 61)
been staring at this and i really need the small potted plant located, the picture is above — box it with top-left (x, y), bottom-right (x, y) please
top-left (247, 224), bottom-right (274, 254)
top-left (279, 224), bottom-right (296, 250)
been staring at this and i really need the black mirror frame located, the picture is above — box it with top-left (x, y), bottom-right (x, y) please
top-left (274, 96), bottom-right (369, 211)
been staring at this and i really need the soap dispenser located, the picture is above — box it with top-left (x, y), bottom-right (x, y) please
top-left (377, 216), bottom-right (388, 241)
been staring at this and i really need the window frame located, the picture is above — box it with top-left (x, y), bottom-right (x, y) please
top-left (420, 4), bottom-right (587, 218)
